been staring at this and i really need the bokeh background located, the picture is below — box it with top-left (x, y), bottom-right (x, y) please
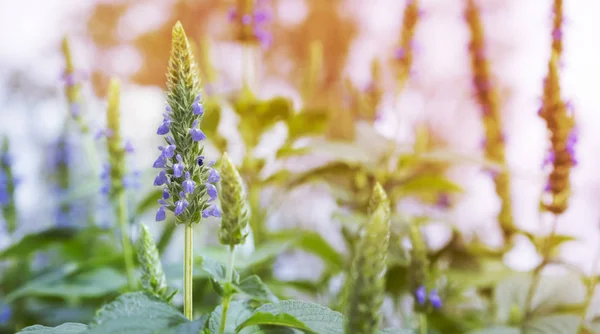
top-left (1, 0), bottom-right (600, 280)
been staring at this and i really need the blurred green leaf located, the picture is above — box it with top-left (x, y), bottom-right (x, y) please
top-left (198, 255), bottom-right (241, 285)
top-left (468, 327), bottom-right (520, 334)
top-left (270, 230), bottom-right (345, 272)
top-left (378, 328), bottom-right (416, 334)
top-left (8, 267), bottom-right (127, 302)
top-left (237, 300), bottom-right (345, 334)
top-left (390, 174), bottom-right (462, 197)
top-left (135, 189), bottom-right (162, 216)
top-left (286, 110), bottom-right (328, 140)
top-left (17, 323), bottom-right (88, 334)
top-left (524, 233), bottom-right (577, 256)
top-left (0, 226), bottom-right (83, 259)
top-left (523, 315), bottom-right (580, 334)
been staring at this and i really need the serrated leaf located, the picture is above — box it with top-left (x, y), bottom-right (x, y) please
top-left (89, 292), bottom-right (190, 333)
top-left (208, 301), bottom-right (254, 334)
top-left (237, 300), bottom-right (345, 334)
top-left (17, 323), bottom-right (88, 334)
top-left (199, 255), bottom-right (241, 285)
top-left (162, 315), bottom-right (209, 334)
top-left (0, 226), bottom-right (82, 259)
top-left (236, 275), bottom-right (279, 303)
top-left (236, 312), bottom-right (312, 333)
top-left (524, 315), bottom-right (580, 334)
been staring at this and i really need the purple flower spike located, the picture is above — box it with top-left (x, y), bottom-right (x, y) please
top-left (153, 153), bottom-right (167, 168)
top-left (175, 192), bottom-right (189, 216)
top-left (190, 119), bottom-right (207, 141)
top-left (173, 154), bottom-right (185, 178)
top-left (206, 183), bottom-right (218, 201)
top-left (415, 285), bottom-right (427, 305)
top-left (156, 206), bottom-right (166, 221)
top-left (154, 170), bottom-right (168, 186)
top-left (429, 289), bottom-right (443, 309)
top-left (202, 204), bottom-right (221, 218)
top-left (162, 187), bottom-right (170, 199)
top-left (183, 172), bottom-right (196, 194)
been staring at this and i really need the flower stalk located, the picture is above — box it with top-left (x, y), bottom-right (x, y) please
top-left (153, 21), bottom-right (220, 319)
top-left (0, 138), bottom-right (17, 234)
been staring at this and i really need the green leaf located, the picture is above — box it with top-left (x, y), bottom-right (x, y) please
top-left (237, 300), bottom-right (345, 334)
top-left (270, 230), bottom-right (345, 272)
top-left (0, 226), bottom-right (82, 259)
top-left (391, 174), bottom-right (463, 197)
top-left (208, 301), bottom-right (254, 334)
top-left (8, 267), bottom-right (127, 301)
top-left (89, 292), bottom-right (190, 333)
top-left (199, 255), bottom-right (241, 285)
top-left (378, 329), bottom-right (416, 334)
top-left (236, 312), bottom-right (312, 333)
top-left (236, 275), bottom-right (279, 303)
top-left (523, 315), bottom-right (580, 334)
top-left (162, 315), bottom-right (209, 334)
top-left (468, 327), bottom-right (520, 334)
top-left (494, 273), bottom-right (586, 323)
top-left (17, 323), bottom-right (88, 334)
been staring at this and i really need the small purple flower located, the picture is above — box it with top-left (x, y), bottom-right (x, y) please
top-left (190, 119), bottom-right (207, 141)
top-left (429, 289), bottom-right (443, 309)
top-left (543, 150), bottom-right (555, 167)
top-left (544, 181), bottom-right (552, 192)
top-left (254, 9), bottom-right (271, 24)
top-left (123, 170), bottom-right (142, 189)
top-left (157, 117), bottom-right (171, 135)
top-left (183, 172), bottom-right (196, 194)
top-left (175, 192), bottom-right (189, 216)
top-left (94, 128), bottom-right (113, 140)
top-left (124, 140), bottom-right (135, 153)
top-left (197, 155), bottom-right (205, 166)
top-left (0, 304), bottom-right (11, 324)
top-left (159, 143), bottom-right (176, 159)
top-left (394, 47), bottom-right (405, 60)
top-left (202, 204), bottom-right (221, 218)
top-left (156, 205), bottom-right (166, 221)
top-left (173, 154), bottom-right (185, 178)
top-left (153, 153), bottom-right (167, 168)
top-left (64, 73), bottom-right (76, 87)
top-left (206, 183), bottom-right (218, 201)
top-left (415, 285), bottom-right (427, 305)
top-left (254, 29), bottom-right (272, 48)
top-left (70, 103), bottom-right (80, 117)
top-left (242, 14), bottom-right (252, 25)
top-left (165, 105), bottom-right (172, 113)
top-left (227, 7), bottom-right (237, 21)
top-left (207, 168), bottom-right (220, 183)
top-left (552, 28), bottom-right (563, 41)
top-left (162, 187), bottom-right (170, 199)
top-left (154, 170), bottom-right (168, 186)
top-left (192, 97), bottom-right (204, 116)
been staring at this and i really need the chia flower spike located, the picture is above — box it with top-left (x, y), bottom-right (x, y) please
top-left (229, 0), bottom-right (273, 47)
top-left (465, 0), bottom-right (516, 239)
top-left (137, 224), bottom-right (169, 300)
top-left (409, 224), bottom-right (430, 313)
top-left (345, 184), bottom-right (391, 334)
top-left (0, 138), bottom-right (17, 234)
top-left (539, 52), bottom-right (575, 214)
top-left (152, 21), bottom-right (220, 225)
top-left (61, 36), bottom-right (88, 132)
top-left (218, 153), bottom-right (250, 247)
top-left (104, 79), bottom-right (127, 197)
top-left (395, 0), bottom-right (421, 91)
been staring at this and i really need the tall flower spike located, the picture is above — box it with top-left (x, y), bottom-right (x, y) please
top-left (218, 152), bottom-right (250, 247)
top-left (345, 186), bottom-right (391, 334)
top-left (154, 21), bottom-right (219, 225)
top-left (104, 79), bottom-right (127, 197)
top-left (465, 0), bottom-right (516, 239)
top-left (395, 0), bottom-right (421, 91)
top-left (61, 36), bottom-right (88, 132)
top-left (539, 52), bottom-right (575, 214)
top-left (0, 138), bottom-right (17, 234)
top-left (137, 224), bottom-right (169, 300)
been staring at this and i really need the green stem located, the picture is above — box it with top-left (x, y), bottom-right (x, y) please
top-left (117, 191), bottom-right (136, 290)
top-left (184, 223), bottom-right (194, 320)
top-left (219, 245), bottom-right (236, 334)
top-left (522, 214), bottom-right (559, 324)
top-left (419, 313), bottom-right (427, 334)
top-left (579, 244), bottom-right (600, 330)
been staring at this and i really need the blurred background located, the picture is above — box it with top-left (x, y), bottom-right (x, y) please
top-left (1, 0), bottom-right (600, 289)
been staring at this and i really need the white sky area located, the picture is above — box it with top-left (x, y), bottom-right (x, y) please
top-left (1, 0), bottom-right (600, 276)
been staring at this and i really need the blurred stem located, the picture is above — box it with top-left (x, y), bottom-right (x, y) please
top-left (219, 245), bottom-right (236, 334)
top-left (184, 223), bottom-right (193, 320)
top-left (579, 244), bottom-right (600, 329)
top-left (419, 313), bottom-right (427, 334)
top-left (117, 191), bottom-right (136, 290)
top-left (522, 213), bottom-right (559, 324)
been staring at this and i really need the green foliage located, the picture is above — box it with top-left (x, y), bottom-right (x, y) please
top-left (18, 323), bottom-right (88, 334)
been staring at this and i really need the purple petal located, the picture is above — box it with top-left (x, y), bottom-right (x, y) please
top-left (206, 183), bottom-right (218, 201)
top-left (156, 206), bottom-right (166, 221)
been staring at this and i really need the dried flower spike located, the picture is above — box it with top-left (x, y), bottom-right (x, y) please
top-left (395, 0), bottom-right (421, 91)
top-left (539, 52), bottom-right (575, 214)
top-left (153, 21), bottom-right (220, 225)
top-left (345, 185), bottom-right (391, 334)
top-left (137, 224), bottom-right (169, 300)
top-left (218, 152), bottom-right (250, 247)
top-left (465, 0), bottom-right (516, 238)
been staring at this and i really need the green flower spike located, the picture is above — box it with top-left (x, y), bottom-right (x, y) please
top-left (218, 152), bottom-right (250, 247)
top-left (137, 224), bottom-right (170, 301)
